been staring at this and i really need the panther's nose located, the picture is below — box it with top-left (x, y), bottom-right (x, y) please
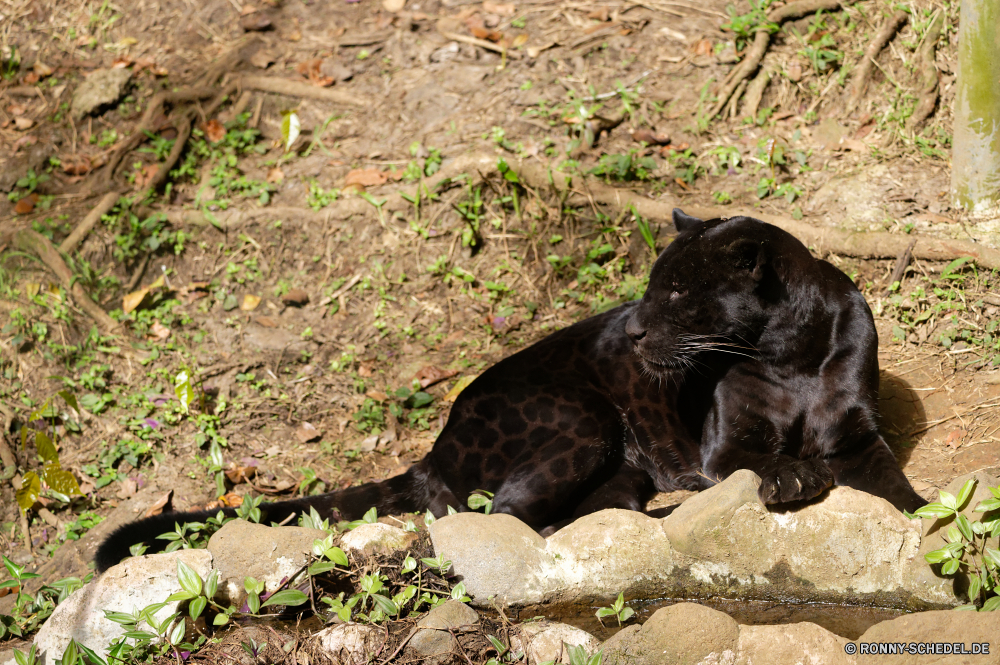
top-left (625, 316), bottom-right (646, 343)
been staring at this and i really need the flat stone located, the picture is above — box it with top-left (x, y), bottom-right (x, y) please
top-left (417, 600), bottom-right (479, 630)
top-left (313, 623), bottom-right (383, 665)
top-left (32, 550), bottom-right (212, 664)
top-left (736, 622), bottom-right (851, 665)
top-left (515, 621), bottom-right (600, 665)
top-left (602, 603), bottom-right (739, 665)
top-left (340, 522), bottom-right (418, 556)
top-left (208, 520), bottom-right (326, 604)
top-left (858, 609), bottom-right (1000, 664)
top-left (71, 68), bottom-right (132, 119)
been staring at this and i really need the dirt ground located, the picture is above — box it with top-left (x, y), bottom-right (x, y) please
top-left (0, 0), bottom-right (999, 646)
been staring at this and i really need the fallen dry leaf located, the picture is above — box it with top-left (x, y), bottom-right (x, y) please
top-left (250, 49), bottom-right (276, 69)
top-left (22, 72), bottom-right (38, 85)
top-left (365, 390), bottom-right (389, 402)
top-left (177, 280), bottom-right (210, 304)
top-left (256, 315), bottom-right (278, 327)
top-left (112, 55), bottom-right (133, 69)
top-left (281, 288), bottom-right (309, 306)
top-left (123, 274), bottom-right (165, 314)
top-left (587, 6), bottom-right (610, 21)
top-left (142, 491), bottom-right (174, 518)
top-left (631, 128), bottom-right (670, 145)
top-left (344, 168), bottom-right (388, 188)
top-left (62, 155), bottom-right (93, 176)
top-left (33, 61), bottom-right (54, 77)
top-left (116, 478), bottom-right (138, 499)
top-left (383, 0), bottom-right (405, 11)
top-left (483, 0), bottom-right (515, 15)
top-left (133, 163), bottom-right (159, 189)
top-left (413, 365), bottom-right (459, 389)
top-left (944, 429), bottom-right (967, 449)
top-left (206, 492), bottom-right (245, 509)
top-left (266, 166), bottom-right (284, 183)
top-left (224, 464), bottom-right (257, 484)
top-left (241, 294), bottom-right (262, 311)
top-left (240, 12), bottom-right (272, 31)
top-left (787, 61), bottom-right (803, 82)
top-left (204, 119), bottom-right (226, 143)
top-left (691, 38), bottom-right (713, 56)
top-left (14, 194), bottom-right (37, 215)
top-left (444, 375), bottom-right (477, 402)
top-left (149, 320), bottom-right (171, 340)
top-left (295, 421), bottom-right (322, 443)
top-left (358, 363), bottom-right (373, 377)
top-left (14, 116), bottom-right (34, 131)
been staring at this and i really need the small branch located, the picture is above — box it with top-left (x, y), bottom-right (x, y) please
top-left (139, 114), bottom-right (192, 200)
top-left (884, 237), bottom-right (917, 296)
top-left (843, 10), bottom-right (909, 117)
top-left (13, 229), bottom-right (124, 334)
top-left (907, 11), bottom-right (944, 129)
top-left (239, 76), bottom-right (365, 106)
top-left (59, 191), bottom-right (120, 254)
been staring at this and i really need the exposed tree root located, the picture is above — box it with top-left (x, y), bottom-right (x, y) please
top-left (907, 11), bottom-right (944, 130)
top-left (92, 87), bottom-right (218, 195)
top-left (12, 230), bottom-right (124, 334)
top-left (139, 115), bottom-right (192, 201)
top-left (147, 151), bottom-right (1000, 270)
top-left (58, 191), bottom-right (120, 254)
top-left (843, 10), bottom-right (909, 117)
top-left (710, 0), bottom-right (842, 119)
top-left (740, 63), bottom-right (773, 120)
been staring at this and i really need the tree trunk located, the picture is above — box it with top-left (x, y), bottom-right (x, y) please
top-left (951, 0), bottom-right (1000, 213)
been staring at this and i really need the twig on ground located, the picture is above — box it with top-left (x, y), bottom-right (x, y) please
top-left (239, 76), bottom-right (365, 106)
top-left (884, 238), bottom-right (917, 296)
top-left (58, 191), bottom-right (120, 254)
top-left (843, 10), bottom-right (909, 117)
top-left (13, 229), bottom-right (124, 333)
top-left (907, 11), bottom-right (944, 129)
top-left (710, 0), bottom-right (842, 119)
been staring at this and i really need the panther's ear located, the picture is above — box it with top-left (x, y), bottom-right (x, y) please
top-left (728, 239), bottom-right (767, 281)
top-left (672, 208), bottom-right (702, 232)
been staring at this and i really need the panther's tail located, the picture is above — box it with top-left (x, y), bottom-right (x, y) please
top-left (94, 462), bottom-right (429, 573)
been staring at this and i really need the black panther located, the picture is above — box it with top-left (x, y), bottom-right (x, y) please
top-left (95, 210), bottom-right (925, 572)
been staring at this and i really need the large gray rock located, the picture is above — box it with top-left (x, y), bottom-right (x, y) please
top-left (661, 471), bottom-right (923, 598)
top-left (71, 68), bottom-right (132, 119)
top-left (340, 522), bottom-right (417, 555)
top-left (736, 622), bottom-right (852, 665)
top-left (406, 601), bottom-right (479, 665)
top-left (32, 549), bottom-right (212, 664)
top-left (429, 513), bottom-right (548, 605)
top-left (602, 603), bottom-right (739, 665)
top-left (208, 520), bottom-right (325, 605)
top-left (514, 621), bottom-right (600, 665)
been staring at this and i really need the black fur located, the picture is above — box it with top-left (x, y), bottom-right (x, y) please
top-left (95, 211), bottom-right (925, 573)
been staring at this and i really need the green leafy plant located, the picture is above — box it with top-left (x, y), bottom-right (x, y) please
top-left (591, 150), bottom-right (656, 182)
top-left (910, 478), bottom-right (1000, 610)
top-left (16, 392), bottom-right (84, 513)
top-left (595, 591), bottom-right (635, 626)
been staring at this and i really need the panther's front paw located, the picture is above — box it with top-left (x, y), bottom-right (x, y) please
top-left (757, 458), bottom-right (834, 504)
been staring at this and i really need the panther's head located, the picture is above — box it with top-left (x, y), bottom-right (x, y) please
top-left (625, 210), bottom-right (789, 374)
